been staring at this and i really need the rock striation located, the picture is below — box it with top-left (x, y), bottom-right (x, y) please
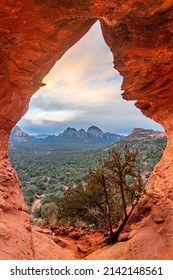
top-left (0, 0), bottom-right (173, 259)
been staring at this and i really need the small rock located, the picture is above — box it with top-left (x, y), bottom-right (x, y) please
top-left (128, 230), bottom-right (137, 239)
top-left (151, 205), bottom-right (164, 224)
top-left (118, 232), bottom-right (129, 242)
top-left (77, 246), bottom-right (87, 254)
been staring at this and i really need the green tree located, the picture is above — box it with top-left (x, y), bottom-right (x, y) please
top-left (85, 163), bottom-right (113, 236)
top-left (33, 146), bottom-right (143, 239)
top-left (103, 146), bottom-right (143, 243)
top-left (56, 183), bottom-right (101, 227)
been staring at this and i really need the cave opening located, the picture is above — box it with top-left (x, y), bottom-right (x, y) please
top-left (8, 21), bottom-right (164, 230)
top-left (0, 0), bottom-right (172, 260)
top-left (17, 22), bottom-right (162, 136)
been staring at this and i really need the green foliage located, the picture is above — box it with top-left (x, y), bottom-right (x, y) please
top-left (85, 146), bottom-right (143, 235)
top-left (41, 146), bottom-right (143, 236)
top-left (9, 147), bottom-right (106, 205)
top-left (85, 165), bottom-right (113, 234)
top-left (9, 133), bottom-right (166, 207)
top-left (103, 146), bottom-right (144, 243)
top-left (58, 183), bottom-right (98, 226)
top-left (41, 183), bottom-right (102, 227)
top-left (104, 146), bottom-right (143, 215)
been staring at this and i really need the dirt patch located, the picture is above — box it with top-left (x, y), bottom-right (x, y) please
top-left (32, 225), bottom-right (108, 259)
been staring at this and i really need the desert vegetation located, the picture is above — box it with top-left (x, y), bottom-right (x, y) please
top-left (8, 129), bottom-right (166, 242)
top-left (9, 129), bottom-right (166, 208)
top-left (28, 146), bottom-right (144, 243)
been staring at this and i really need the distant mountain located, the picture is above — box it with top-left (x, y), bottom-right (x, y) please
top-left (111, 128), bottom-right (166, 152)
top-left (10, 125), bottom-right (123, 150)
top-left (42, 126), bottom-right (123, 149)
top-left (10, 126), bottom-right (36, 142)
top-left (108, 128), bottom-right (167, 181)
top-left (47, 126), bottom-right (122, 145)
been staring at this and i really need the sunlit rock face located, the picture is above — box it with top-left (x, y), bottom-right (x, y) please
top-left (0, 0), bottom-right (173, 259)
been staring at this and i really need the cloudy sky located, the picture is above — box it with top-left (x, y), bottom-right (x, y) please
top-left (18, 22), bottom-right (163, 136)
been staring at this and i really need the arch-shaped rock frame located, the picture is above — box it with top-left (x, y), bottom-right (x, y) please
top-left (0, 0), bottom-right (173, 259)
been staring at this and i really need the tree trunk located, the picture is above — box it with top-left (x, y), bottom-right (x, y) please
top-left (102, 173), bottom-right (113, 236)
top-left (119, 180), bottom-right (127, 218)
top-left (106, 198), bottom-right (139, 244)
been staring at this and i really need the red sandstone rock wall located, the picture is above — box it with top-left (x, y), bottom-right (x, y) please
top-left (0, 0), bottom-right (173, 259)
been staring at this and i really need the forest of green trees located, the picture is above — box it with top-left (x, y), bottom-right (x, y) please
top-left (9, 147), bottom-right (107, 205)
top-left (9, 134), bottom-right (166, 237)
top-left (9, 135), bottom-right (166, 207)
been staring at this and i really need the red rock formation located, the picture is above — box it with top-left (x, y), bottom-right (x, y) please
top-left (0, 0), bottom-right (173, 259)
top-left (32, 227), bottom-right (76, 260)
top-left (0, 159), bottom-right (34, 259)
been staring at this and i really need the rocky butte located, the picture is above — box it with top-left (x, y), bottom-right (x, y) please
top-left (0, 0), bottom-right (173, 259)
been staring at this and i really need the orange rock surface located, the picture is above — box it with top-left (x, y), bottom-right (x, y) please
top-left (0, 0), bottom-right (173, 259)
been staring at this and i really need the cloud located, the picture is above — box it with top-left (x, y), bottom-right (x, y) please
top-left (19, 22), bottom-right (163, 135)
top-left (24, 109), bottom-right (81, 124)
